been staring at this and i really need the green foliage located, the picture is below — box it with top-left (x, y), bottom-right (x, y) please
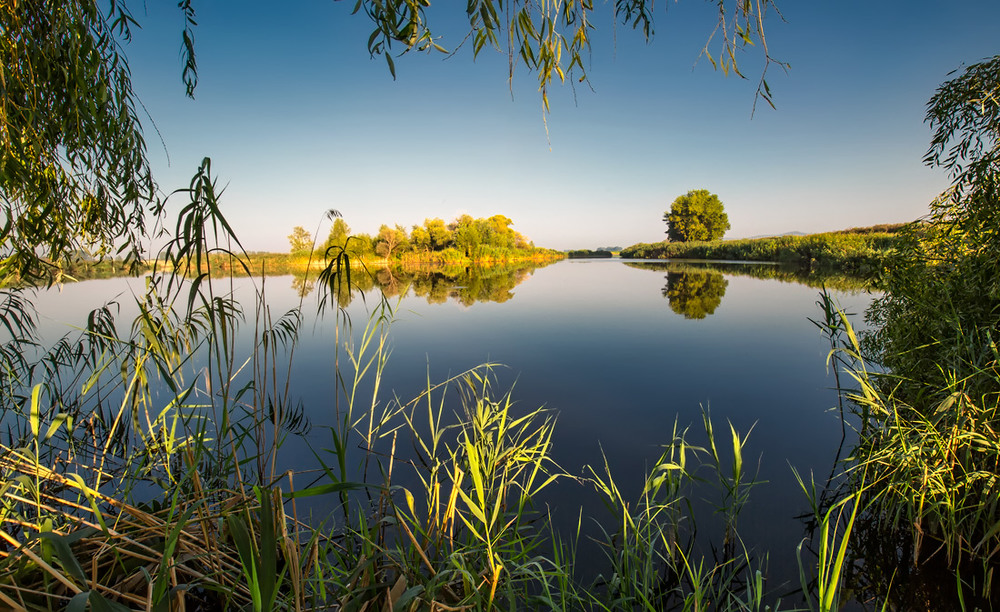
top-left (806, 56), bottom-right (1000, 606)
top-left (866, 55), bottom-right (1000, 408)
top-left (351, 0), bottom-right (784, 112)
top-left (323, 218), bottom-right (351, 253)
top-left (621, 228), bottom-right (899, 277)
top-left (0, 0), bottom-right (154, 284)
top-left (664, 189), bottom-right (731, 242)
top-left (287, 225), bottom-right (313, 254)
top-left (374, 223), bottom-right (408, 258)
top-left (567, 249), bottom-right (613, 258)
top-left (663, 270), bottom-right (728, 319)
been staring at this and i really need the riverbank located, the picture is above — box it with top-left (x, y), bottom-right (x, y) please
top-left (619, 224), bottom-right (905, 276)
top-left (142, 247), bottom-right (565, 278)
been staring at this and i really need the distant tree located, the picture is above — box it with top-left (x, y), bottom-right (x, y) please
top-left (325, 218), bottom-right (351, 252)
top-left (410, 224), bottom-right (431, 252)
top-left (424, 218), bottom-right (453, 250)
top-left (375, 224), bottom-right (409, 259)
top-left (348, 232), bottom-right (375, 258)
top-left (288, 226), bottom-right (313, 254)
top-left (449, 215), bottom-right (481, 257)
top-left (664, 190), bottom-right (730, 242)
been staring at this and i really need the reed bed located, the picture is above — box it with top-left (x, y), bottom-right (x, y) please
top-left (0, 170), bottom-right (879, 611)
top-left (620, 228), bottom-right (901, 276)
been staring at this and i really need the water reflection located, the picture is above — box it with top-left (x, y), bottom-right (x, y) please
top-left (293, 261), bottom-right (551, 307)
top-left (662, 269), bottom-right (728, 319)
top-left (625, 260), bottom-right (874, 292)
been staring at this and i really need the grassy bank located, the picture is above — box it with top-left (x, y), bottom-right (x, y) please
top-left (620, 225), bottom-right (905, 276)
top-left (152, 247), bottom-right (564, 278)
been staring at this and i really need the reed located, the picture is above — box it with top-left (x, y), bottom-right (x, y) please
top-left (0, 163), bottom-right (869, 610)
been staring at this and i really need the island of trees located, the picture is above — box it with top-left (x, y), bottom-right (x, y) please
top-left (288, 214), bottom-right (562, 265)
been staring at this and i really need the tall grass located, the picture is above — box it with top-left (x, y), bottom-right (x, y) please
top-left (620, 229), bottom-right (901, 276)
top-left (811, 294), bottom-right (1000, 608)
top-left (0, 162), bottom-right (877, 610)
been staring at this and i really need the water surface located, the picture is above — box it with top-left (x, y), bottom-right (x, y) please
top-left (32, 258), bottom-right (875, 597)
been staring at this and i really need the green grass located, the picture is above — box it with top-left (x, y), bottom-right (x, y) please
top-left (620, 225), bottom-right (905, 277)
top-left (0, 179), bottom-right (980, 610)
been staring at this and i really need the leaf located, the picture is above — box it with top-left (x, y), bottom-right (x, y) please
top-left (29, 383), bottom-right (42, 439)
top-left (88, 592), bottom-right (134, 612)
top-left (286, 481), bottom-right (368, 499)
top-left (385, 53), bottom-right (397, 79)
top-left (33, 532), bottom-right (87, 585)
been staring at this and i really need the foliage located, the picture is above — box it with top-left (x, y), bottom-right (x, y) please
top-left (567, 249), bottom-right (613, 258)
top-left (287, 225), bottom-right (312, 254)
top-left (815, 302), bottom-right (1000, 605)
top-left (663, 269), bottom-right (729, 319)
top-left (866, 55), bottom-right (1000, 408)
top-left (0, 0), bottom-right (155, 285)
top-left (374, 223), bottom-right (409, 258)
top-left (809, 55), bottom-right (1000, 606)
top-left (322, 218), bottom-right (351, 253)
top-left (664, 190), bottom-right (731, 242)
top-left (625, 260), bottom-right (874, 293)
top-left (351, 0), bottom-right (785, 112)
top-left (621, 228), bottom-right (899, 277)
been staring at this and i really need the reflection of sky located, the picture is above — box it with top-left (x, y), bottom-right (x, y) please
top-left (28, 260), bottom-right (875, 594)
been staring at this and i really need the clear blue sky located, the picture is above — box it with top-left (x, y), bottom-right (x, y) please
top-left (125, 2), bottom-right (999, 251)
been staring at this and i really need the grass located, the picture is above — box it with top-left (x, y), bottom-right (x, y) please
top-left (0, 257), bottom-right (865, 609)
top-left (0, 178), bottom-right (975, 610)
top-left (619, 225), bottom-right (905, 277)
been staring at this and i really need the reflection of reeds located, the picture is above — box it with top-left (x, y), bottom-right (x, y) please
top-left (3, 166), bottom-right (973, 610)
top-left (627, 259), bottom-right (875, 292)
top-left (621, 229), bottom-right (900, 279)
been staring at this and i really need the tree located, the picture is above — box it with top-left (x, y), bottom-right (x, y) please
top-left (374, 224), bottom-right (408, 259)
top-left (325, 218), bottom-right (351, 252)
top-left (423, 218), bottom-right (452, 250)
top-left (867, 54), bottom-right (1000, 405)
top-left (1, 1), bottom-right (156, 283)
top-left (1, 1), bottom-right (780, 287)
top-left (664, 190), bottom-right (730, 242)
top-left (449, 215), bottom-right (481, 257)
top-left (287, 226), bottom-right (313, 254)
top-left (410, 224), bottom-right (431, 252)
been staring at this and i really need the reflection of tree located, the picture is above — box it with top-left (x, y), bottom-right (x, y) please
top-left (290, 275), bottom-right (315, 298)
top-left (294, 260), bottom-right (553, 308)
top-left (374, 267), bottom-right (404, 298)
top-left (371, 262), bottom-right (544, 306)
top-left (663, 271), bottom-right (728, 319)
top-left (625, 260), bottom-right (871, 292)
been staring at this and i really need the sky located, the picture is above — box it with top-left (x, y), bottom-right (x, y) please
top-left (124, 1), bottom-right (1000, 252)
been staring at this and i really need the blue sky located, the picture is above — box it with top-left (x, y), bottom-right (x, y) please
top-left (125, 1), bottom-right (1000, 251)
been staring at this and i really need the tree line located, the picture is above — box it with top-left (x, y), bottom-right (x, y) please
top-left (288, 214), bottom-right (560, 262)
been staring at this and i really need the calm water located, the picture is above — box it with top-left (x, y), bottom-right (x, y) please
top-left (31, 258), bottom-right (875, 598)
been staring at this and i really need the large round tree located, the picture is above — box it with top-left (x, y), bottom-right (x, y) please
top-left (664, 190), bottom-right (731, 242)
